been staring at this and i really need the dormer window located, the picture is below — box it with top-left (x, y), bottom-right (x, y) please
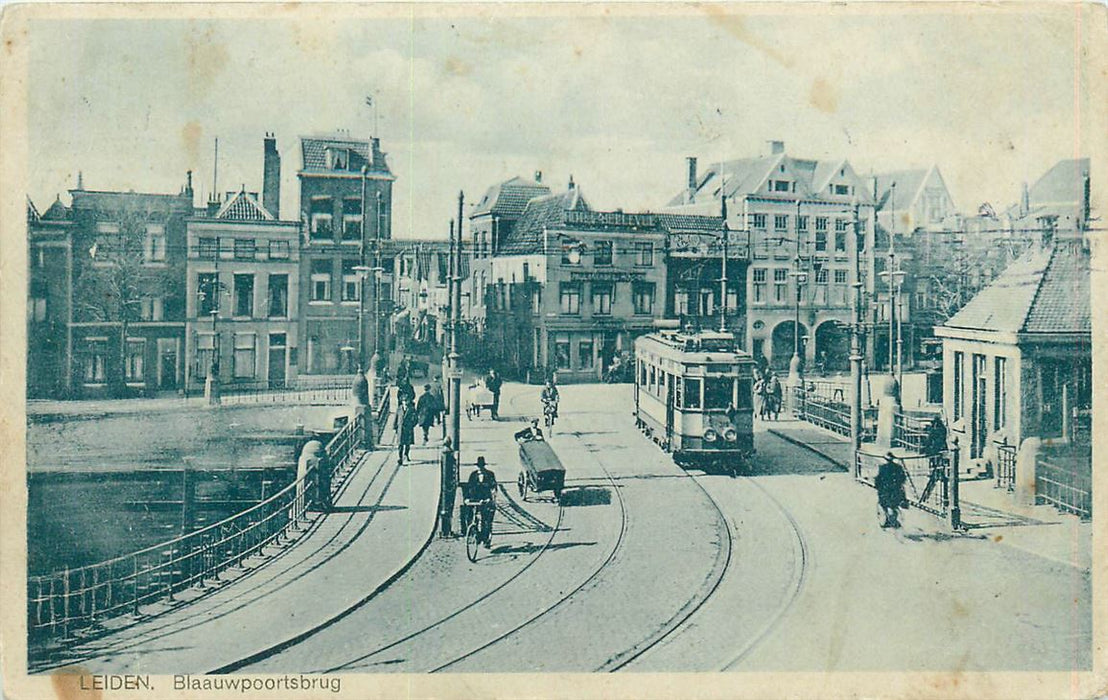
top-left (833, 184), bottom-right (851, 195)
top-left (325, 147), bottom-right (350, 171)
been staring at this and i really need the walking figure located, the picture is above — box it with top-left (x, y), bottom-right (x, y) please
top-left (875, 452), bottom-right (908, 528)
top-left (485, 368), bottom-right (503, 420)
top-left (394, 397), bottom-right (418, 465)
top-left (416, 383), bottom-right (443, 444)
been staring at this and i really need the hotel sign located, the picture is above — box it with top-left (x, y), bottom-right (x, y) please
top-left (569, 270), bottom-right (647, 282)
top-left (564, 210), bottom-right (658, 229)
top-left (669, 231), bottom-right (750, 259)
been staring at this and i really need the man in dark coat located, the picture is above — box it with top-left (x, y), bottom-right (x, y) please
top-left (875, 452), bottom-right (908, 528)
top-left (394, 397), bottom-right (418, 465)
top-left (396, 376), bottom-right (416, 407)
top-left (462, 456), bottom-right (497, 547)
top-left (415, 384), bottom-right (443, 443)
top-left (485, 369), bottom-right (503, 420)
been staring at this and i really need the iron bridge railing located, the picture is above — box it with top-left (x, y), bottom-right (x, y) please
top-left (792, 383), bottom-right (876, 442)
top-left (1035, 453), bottom-right (1091, 520)
top-left (855, 448), bottom-right (957, 519)
top-left (994, 439), bottom-right (1016, 492)
top-left (27, 410), bottom-right (369, 656)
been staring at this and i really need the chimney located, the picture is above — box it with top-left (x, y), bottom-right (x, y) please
top-left (568, 174), bottom-right (575, 190)
top-left (534, 170), bottom-right (543, 184)
top-left (206, 193), bottom-right (221, 217)
top-left (1020, 181), bottom-right (1030, 217)
top-left (686, 157), bottom-right (698, 204)
top-left (263, 133), bottom-right (281, 219)
top-left (185, 170), bottom-right (194, 198)
top-left (767, 140), bottom-right (785, 155)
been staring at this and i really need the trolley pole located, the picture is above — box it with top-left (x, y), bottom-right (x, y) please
top-left (719, 196), bottom-right (728, 333)
top-left (849, 202), bottom-right (864, 474)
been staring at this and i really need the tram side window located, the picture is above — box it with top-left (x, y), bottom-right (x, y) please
top-left (684, 378), bottom-right (702, 409)
top-left (704, 377), bottom-right (733, 410)
top-left (736, 377), bottom-right (753, 409)
top-left (639, 362), bottom-right (647, 387)
top-left (675, 376), bottom-right (683, 406)
top-left (648, 365), bottom-right (656, 394)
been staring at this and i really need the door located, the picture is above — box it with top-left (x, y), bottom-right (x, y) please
top-left (268, 333), bottom-right (287, 389)
top-left (157, 338), bottom-right (177, 391)
top-left (665, 374), bottom-right (676, 448)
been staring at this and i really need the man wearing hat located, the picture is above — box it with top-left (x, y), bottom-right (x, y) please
top-left (461, 456), bottom-right (497, 547)
top-left (875, 451), bottom-right (908, 528)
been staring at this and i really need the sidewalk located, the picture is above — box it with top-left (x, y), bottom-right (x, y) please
top-left (40, 441), bottom-right (442, 675)
top-left (764, 417), bottom-right (1091, 572)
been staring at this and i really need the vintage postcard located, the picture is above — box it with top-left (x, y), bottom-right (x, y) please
top-left (1, 2), bottom-right (1104, 699)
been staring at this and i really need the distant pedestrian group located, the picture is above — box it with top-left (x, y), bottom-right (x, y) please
top-left (754, 369), bottom-right (782, 421)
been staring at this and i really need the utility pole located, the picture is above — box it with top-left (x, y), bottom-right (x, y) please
top-left (850, 201), bottom-right (864, 466)
top-left (449, 192), bottom-right (464, 476)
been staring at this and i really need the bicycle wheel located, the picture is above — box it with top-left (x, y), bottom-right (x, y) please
top-left (465, 520), bottom-right (480, 562)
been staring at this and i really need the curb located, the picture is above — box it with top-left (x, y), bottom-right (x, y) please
top-left (208, 458), bottom-right (441, 674)
top-left (766, 428), bottom-right (849, 469)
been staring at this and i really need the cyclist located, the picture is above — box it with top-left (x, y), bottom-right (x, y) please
top-left (875, 451), bottom-right (908, 528)
top-left (540, 379), bottom-right (560, 426)
top-left (461, 456), bottom-right (497, 548)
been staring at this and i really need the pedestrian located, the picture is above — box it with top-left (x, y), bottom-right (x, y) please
top-left (394, 397), bottom-right (418, 465)
top-left (925, 414), bottom-right (948, 471)
top-left (430, 379), bottom-right (446, 426)
top-left (396, 375), bottom-right (415, 407)
top-left (439, 437), bottom-right (457, 537)
top-left (485, 368), bottom-right (503, 420)
top-left (462, 456), bottom-right (497, 547)
top-left (767, 372), bottom-right (782, 420)
top-left (875, 451), bottom-right (908, 528)
top-left (416, 383), bottom-right (442, 443)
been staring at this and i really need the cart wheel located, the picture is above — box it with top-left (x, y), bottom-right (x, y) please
top-left (553, 487), bottom-right (562, 504)
top-left (517, 472), bottom-right (526, 499)
top-left (466, 521), bottom-right (480, 562)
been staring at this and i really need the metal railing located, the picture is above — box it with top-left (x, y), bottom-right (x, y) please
top-left (27, 410), bottom-right (371, 654)
top-left (994, 439), bottom-right (1016, 492)
top-left (1035, 454), bottom-right (1091, 519)
top-left (792, 385), bottom-right (876, 441)
top-left (219, 379), bottom-right (352, 407)
top-left (891, 411), bottom-right (931, 453)
top-left (855, 448), bottom-right (956, 519)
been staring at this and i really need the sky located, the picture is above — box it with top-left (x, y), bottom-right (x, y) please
top-left (26, 6), bottom-right (1097, 238)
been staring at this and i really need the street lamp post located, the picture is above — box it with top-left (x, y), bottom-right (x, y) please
top-left (849, 201), bottom-right (864, 458)
top-left (879, 251), bottom-right (906, 396)
top-left (788, 256), bottom-right (808, 386)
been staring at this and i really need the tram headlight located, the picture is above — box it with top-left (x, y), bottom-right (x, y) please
top-left (703, 428), bottom-right (719, 443)
top-left (724, 427), bottom-right (738, 442)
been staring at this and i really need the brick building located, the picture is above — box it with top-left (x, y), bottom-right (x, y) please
top-left (297, 133), bottom-right (394, 374)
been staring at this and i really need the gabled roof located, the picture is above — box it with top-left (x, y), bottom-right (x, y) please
top-left (498, 189), bottom-right (591, 255)
top-left (27, 197), bottom-right (40, 223)
top-left (811, 159), bottom-right (847, 193)
top-left (942, 243), bottom-right (1090, 335)
top-left (668, 153), bottom-right (874, 207)
top-left (472, 176), bottom-right (552, 218)
top-left (1029, 158), bottom-right (1089, 207)
top-left (216, 190), bottom-right (274, 221)
top-left (873, 169), bottom-right (930, 211)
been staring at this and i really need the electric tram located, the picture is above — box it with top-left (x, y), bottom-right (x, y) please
top-left (633, 328), bottom-right (756, 471)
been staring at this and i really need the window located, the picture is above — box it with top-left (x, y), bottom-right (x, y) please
top-left (835, 229), bottom-right (847, 252)
top-left (753, 268), bottom-right (767, 304)
top-left (234, 239), bottom-right (255, 261)
top-left (140, 297), bottom-right (164, 321)
top-left (29, 296), bottom-right (47, 322)
top-left (531, 287), bottom-right (542, 314)
top-left (953, 351), bottom-right (964, 421)
top-left (232, 274), bottom-right (254, 317)
top-left (815, 217), bottom-right (828, 232)
top-left (774, 214), bottom-right (788, 231)
top-left (815, 268), bottom-right (829, 285)
top-left (835, 218), bottom-right (848, 233)
top-left (554, 335), bottom-right (570, 369)
top-left (559, 282), bottom-right (581, 315)
top-left (342, 198), bottom-right (363, 241)
top-left (145, 224), bottom-right (166, 262)
top-left (994, 357), bottom-right (1007, 429)
top-left (834, 269), bottom-right (848, 285)
top-left (683, 378), bottom-right (702, 409)
top-left (310, 259), bottom-right (332, 302)
top-left (197, 273), bottom-right (220, 316)
top-left (834, 184), bottom-right (851, 195)
top-left (594, 240), bottom-right (613, 266)
top-left (752, 213), bottom-right (767, 230)
top-left (561, 238), bottom-right (580, 265)
top-left (198, 237), bottom-right (218, 259)
top-left (815, 230), bottom-right (827, 252)
top-left (268, 274), bottom-right (289, 317)
top-left (592, 282), bottom-right (613, 315)
top-left (859, 220), bottom-right (868, 233)
top-left (635, 242), bottom-right (654, 267)
top-left (797, 216), bottom-right (808, 232)
top-left (675, 289), bottom-right (690, 315)
top-left (856, 231), bottom-right (867, 252)
top-left (124, 339), bottom-right (145, 383)
top-left (82, 339), bottom-right (108, 384)
top-left (705, 377), bottom-right (733, 410)
top-left (632, 282), bottom-right (655, 315)
top-left (341, 260), bottom-right (361, 302)
top-left (233, 333), bottom-right (256, 379)
top-left (773, 269), bottom-right (788, 303)
top-left (195, 333), bottom-right (215, 379)
top-left (269, 240), bottom-right (290, 259)
top-left (578, 339), bottom-right (594, 369)
top-left (773, 180), bottom-right (791, 192)
top-left (326, 147), bottom-right (349, 170)
top-left (309, 198), bottom-right (333, 239)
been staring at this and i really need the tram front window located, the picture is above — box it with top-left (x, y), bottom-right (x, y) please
top-left (704, 377), bottom-right (734, 410)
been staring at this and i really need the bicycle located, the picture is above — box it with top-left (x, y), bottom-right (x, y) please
top-left (463, 498), bottom-right (493, 562)
top-left (543, 400), bottom-right (558, 430)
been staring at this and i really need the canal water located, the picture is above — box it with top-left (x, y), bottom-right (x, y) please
top-left (26, 404), bottom-right (351, 576)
